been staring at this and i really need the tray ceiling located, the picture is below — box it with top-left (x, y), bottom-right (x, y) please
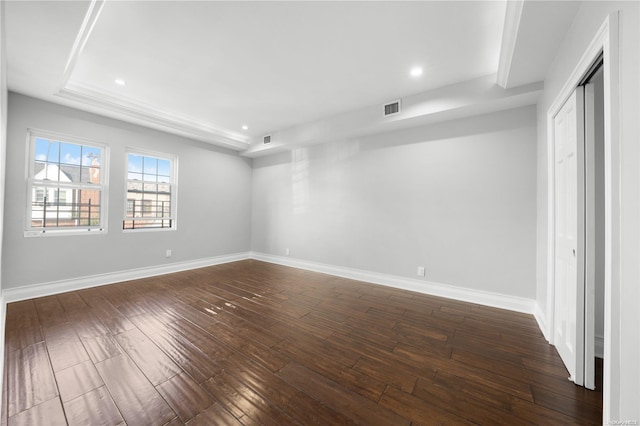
top-left (5, 1), bottom-right (579, 154)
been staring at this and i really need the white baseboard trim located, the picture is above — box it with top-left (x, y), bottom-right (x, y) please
top-left (2, 252), bottom-right (251, 303)
top-left (1, 250), bottom-right (537, 316)
top-left (0, 295), bottom-right (5, 414)
top-left (595, 335), bottom-right (604, 359)
top-left (250, 252), bottom-right (536, 314)
top-left (528, 302), bottom-right (604, 359)
top-left (534, 303), bottom-right (550, 342)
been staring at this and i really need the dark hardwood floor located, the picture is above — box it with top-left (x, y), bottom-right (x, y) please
top-left (2, 260), bottom-right (603, 425)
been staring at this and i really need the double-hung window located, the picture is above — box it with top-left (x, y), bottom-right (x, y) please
top-left (124, 150), bottom-right (176, 230)
top-left (26, 130), bottom-right (108, 236)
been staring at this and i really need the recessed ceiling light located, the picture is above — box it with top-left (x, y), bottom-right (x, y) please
top-left (114, 78), bottom-right (126, 86)
top-left (242, 125), bottom-right (249, 131)
top-left (410, 67), bottom-right (423, 78)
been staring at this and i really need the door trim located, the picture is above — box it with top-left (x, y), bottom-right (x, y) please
top-left (546, 11), bottom-right (619, 422)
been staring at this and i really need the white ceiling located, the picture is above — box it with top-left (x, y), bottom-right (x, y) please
top-left (5, 1), bottom-right (580, 155)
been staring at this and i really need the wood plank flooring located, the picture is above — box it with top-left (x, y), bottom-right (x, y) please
top-left (2, 260), bottom-right (603, 425)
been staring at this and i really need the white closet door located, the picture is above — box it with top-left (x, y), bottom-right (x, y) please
top-left (553, 87), bottom-right (586, 386)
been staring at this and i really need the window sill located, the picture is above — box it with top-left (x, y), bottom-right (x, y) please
top-left (24, 228), bottom-right (107, 238)
top-left (122, 227), bottom-right (176, 233)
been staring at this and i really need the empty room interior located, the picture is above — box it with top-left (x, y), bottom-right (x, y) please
top-left (0, 1), bottom-right (639, 425)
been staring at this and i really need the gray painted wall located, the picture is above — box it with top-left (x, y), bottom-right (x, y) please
top-left (2, 93), bottom-right (253, 289)
top-left (0, 1), bottom-right (7, 294)
top-left (252, 106), bottom-right (537, 298)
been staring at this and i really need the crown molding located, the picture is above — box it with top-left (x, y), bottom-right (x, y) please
top-left (56, 80), bottom-right (249, 150)
top-left (496, 0), bottom-right (524, 89)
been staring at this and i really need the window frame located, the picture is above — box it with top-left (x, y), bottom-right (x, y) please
top-left (24, 129), bottom-right (110, 237)
top-left (123, 148), bottom-right (177, 232)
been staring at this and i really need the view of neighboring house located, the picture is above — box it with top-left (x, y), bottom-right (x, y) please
top-left (31, 157), bottom-right (101, 229)
top-left (124, 153), bottom-right (174, 230)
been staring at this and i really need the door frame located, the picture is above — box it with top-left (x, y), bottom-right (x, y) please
top-left (546, 11), bottom-right (619, 421)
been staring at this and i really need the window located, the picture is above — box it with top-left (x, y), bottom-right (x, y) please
top-left (26, 130), bottom-right (108, 236)
top-left (54, 189), bottom-right (67, 204)
top-left (35, 188), bottom-right (45, 203)
top-left (124, 150), bottom-right (176, 230)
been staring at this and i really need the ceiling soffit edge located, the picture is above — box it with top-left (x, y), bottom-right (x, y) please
top-left (496, 0), bottom-right (524, 89)
top-left (59, 0), bottom-right (105, 92)
top-left (241, 76), bottom-right (543, 158)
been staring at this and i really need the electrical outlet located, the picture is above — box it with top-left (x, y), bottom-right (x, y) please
top-left (417, 266), bottom-right (425, 277)
top-left (166, 249), bottom-right (172, 258)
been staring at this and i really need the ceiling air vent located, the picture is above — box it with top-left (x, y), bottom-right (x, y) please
top-left (383, 99), bottom-right (401, 116)
top-left (263, 135), bottom-right (272, 144)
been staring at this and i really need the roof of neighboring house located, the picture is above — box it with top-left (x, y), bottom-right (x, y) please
top-left (34, 162), bottom-right (96, 184)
